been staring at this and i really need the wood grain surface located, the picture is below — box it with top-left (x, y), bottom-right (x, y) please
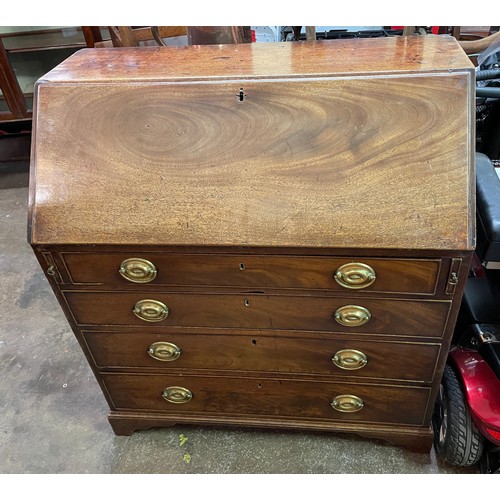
top-left (60, 252), bottom-right (441, 294)
top-left (101, 372), bottom-right (431, 425)
top-left (38, 36), bottom-right (473, 83)
top-left (84, 330), bottom-right (440, 382)
top-left (64, 291), bottom-right (451, 336)
top-left (30, 72), bottom-right (472, 249)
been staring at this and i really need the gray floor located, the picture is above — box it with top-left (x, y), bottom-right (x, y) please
top-left (0, 161), bottom-right (475, 474)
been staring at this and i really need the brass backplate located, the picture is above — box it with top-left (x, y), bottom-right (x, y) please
top-left (334, 262), bottom-right (376, 289)
top-left (133, 299), bottom-right (169, 322)
top-left (332, 349), bottom-right (368, 370)
top-left (334, 305), bottom-right (371, 327)
top-left (148, 341), bottom-right (181, 361)
top-left (162, 386), bottom-right (193, 404)
top-left (119, 257), bottom-right (157, 283)
top-left (331, 394), bottom-right (364, 413)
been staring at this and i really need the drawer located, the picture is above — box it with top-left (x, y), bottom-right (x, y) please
top-left (101, 373), bottom-right (431, 426)
top-left (59, 252), bottom-right (441, 294)
top-left (65, 292), bottom-right (451, 337)
top-left (85, 331), bottom-right (440, 382)
top-left (277, 337), bottom-right (440, 382)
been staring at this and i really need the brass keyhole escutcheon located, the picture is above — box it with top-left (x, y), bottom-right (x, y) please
top-left (119, 258), bottom-right (157, 283)
top-left (133, 299), bottom-right (169, 322)
top-left (334, 262), bottom-right (376, 289)
top-left (334, 305), bottom-right (371, 327)
top-left (162, 386), bottom-right (192, 404)
top-left (148, 342), bottom-right (181, 362)
top-left (332, 349), bottom-right (368, 370)
top-left (331, 394), bottom-right (364, 413)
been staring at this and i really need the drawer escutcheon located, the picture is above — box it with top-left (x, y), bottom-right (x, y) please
top-left (133, 299), bottom-right (169, 322)
top-left (148, 341), bottom-right (182, 361)
top-left (162, 386), bottom-right (193, 404)
top-left (331, 394), bottom-right (364, 413)
top-left (334, 262), bottom-right (376, 289)
top-left (119, 258), bottom-right (158, 283)
top-left (334, 305), bottom-right (371, 327)
top-left (332, 349), bottom-right (368, 370)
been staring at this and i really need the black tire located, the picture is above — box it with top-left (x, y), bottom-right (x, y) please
top-left (432, 365), bottom-right (485, 466)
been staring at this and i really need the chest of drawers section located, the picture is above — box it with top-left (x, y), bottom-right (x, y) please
top-left (33, 247), bottom-right (470, 450)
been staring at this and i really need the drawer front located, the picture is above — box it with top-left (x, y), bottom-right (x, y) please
top-left (86, 332), bottom-right (279, 371)
top-left (277, 337), bottom-right (440, 382)
top-left (85, 331), bottom-right (440, 382)
top-left (101, 373), bottom-right (431, 426)
top-left (60, 252), bottom-right (441, 294)
top-left (65, 292), bottom-right (451, 337)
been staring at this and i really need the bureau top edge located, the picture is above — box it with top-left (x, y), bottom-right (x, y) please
top-left (37, 36), bottom-right (474, 84)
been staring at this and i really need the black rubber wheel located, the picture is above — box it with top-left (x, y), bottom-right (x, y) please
top-left (432, 365), bottom-right (485, 466)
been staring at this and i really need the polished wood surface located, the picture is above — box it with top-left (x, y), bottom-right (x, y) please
top-left (38, 36), bottom-right (472, 82)
top-left (29, 38), bottom-right (474, 250)
top-left (60, 252), bottom-right (441, 294)
top-left (84, 331), bottom-right (440, 382)
top-left (102, 373), bottom-right (431, 425)
top-left (64, 291), bottom-right (451, 336)
top-left (29, 37), bottom-right (474, 449)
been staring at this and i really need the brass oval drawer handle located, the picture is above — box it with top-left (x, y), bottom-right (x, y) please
top-left (148, 341), bottom-right (181, 361)
top-left (119, 258), bottom-right (157, 283)
top-left (331, 394), bottom-right (364, 413)
top-left (332, 349), bottom-right (368, 370)
top-left (334, 262), bottom-right (376, 290)
top-left (162, 386), bottom-right (193, 404)
top-left (334, 305), bottom-right (371, 327)
top-left (133, 299), bottom-right (169, 322)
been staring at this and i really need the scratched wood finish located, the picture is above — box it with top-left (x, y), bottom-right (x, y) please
top-left (29, 41), bottom-right (474, 250)
top-left (60, 252), bottom-right (441, 294)
top-left (65, 291), bottom-right (451, 336)
top-left (101, 373), bottom-right (430, 426)
top-left (84, 331), bottom-right (440, 382)
top-left (38, 36), bottom-right (472, 82)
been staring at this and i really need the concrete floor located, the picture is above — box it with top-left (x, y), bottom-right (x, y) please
top-left (0, 161), bottom-right (476, 474)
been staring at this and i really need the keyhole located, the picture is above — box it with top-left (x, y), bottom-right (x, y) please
top-left (239, 263), bottom-right (245, 271)
top-left (252, 339), bottom-right (257, 345)
top-left (239, 88), bottom-right (245, 101)
top-left (244, 299), bottom-right (251, 307)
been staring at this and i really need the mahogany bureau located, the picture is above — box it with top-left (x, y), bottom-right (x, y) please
top-left (28, 36), bottom-right (475, 451)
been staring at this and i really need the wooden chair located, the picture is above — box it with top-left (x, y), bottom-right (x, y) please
top-left (457, 30), bottom-right (500, 55)
top-left (402, 26), bottom-right (500, 55)
top-left (111, 27), bottom-right (187, 47)
top-left (86, 27), bottom-right (187, 48)
top-left (290, 27), bottom-right (317, 41)
top-left (86, 26), bottom-right (257, 48)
